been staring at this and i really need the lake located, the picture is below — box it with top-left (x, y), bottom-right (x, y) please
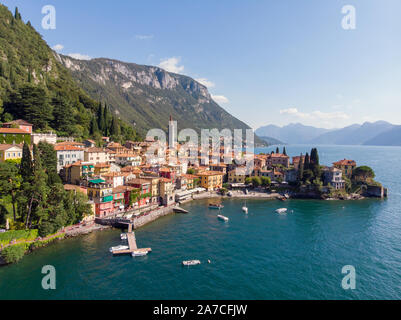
top-left (1, 145), bottom-right (401, 299)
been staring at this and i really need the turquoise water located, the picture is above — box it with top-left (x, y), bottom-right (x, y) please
top-left (1, 145), bottom-right (401, 299)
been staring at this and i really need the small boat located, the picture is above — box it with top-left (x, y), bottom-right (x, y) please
top-left (227, 191), bottom-right (232, 197)
top-left (132, 250), bottom-right (148, 257)
top-left (242, 201), bottom-right (248, 214)
top-left (182, 260), bottom-right (201, 266)
top-left (109, 245), bottom-right (129, 253)
top-left (209, 203), bottom-right (224, 209)
top-left (275, 208), bottom-right (287, 214)
top-left (120, 233), bottom-right (127, 240)
top-left (217, 214), bottom-right (229, 222)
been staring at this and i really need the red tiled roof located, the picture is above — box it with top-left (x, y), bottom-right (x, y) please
top-left (333, 159), bottom-right (356, 166)
top-left (54, 145), bottom-right (82, 151)
top-left (0, 128), bottom-right (29, 134)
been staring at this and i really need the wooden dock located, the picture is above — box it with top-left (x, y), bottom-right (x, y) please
top-left (112, 223), bottom-right (152, 255)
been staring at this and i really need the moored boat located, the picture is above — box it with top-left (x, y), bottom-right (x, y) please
top-left (209, 203), bottom-right (224, 209)
top-left (275, 208), bottom-right (287, 214)
top-left (217, 214), bottom-right (229, 221)
top-left (132, 250), bottom-right (148, 257)
top-left (182, 260), bottom-right (201, 266)
top-left (109, 245), bottom-right (129, 253)
top-left (120, 233), bottom-right (127, 240)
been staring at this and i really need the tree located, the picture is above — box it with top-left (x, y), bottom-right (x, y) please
top-left (297, 154), bottom-right (304, 182)
top-left (38, 141), bottom-right (61, 185)
top-left (276, 147), bottom-right (279, 154)
top-left (310, 148), bottom-right (321, 179)
top-left (110, 115), bottom-right (120, 137)
top-left (90, 116), bottom-right (99, 135)
top-left (186, 168), bottom-right (195, 175)
top-left (261, 176), bottom-right (271, 187)
top-left (51, 95), bottom-right (75, 135)
top-left (251, 176), bottom-right (262, 188)
top-left (4, 85), bottom-right (53, 130)
top-left (352, 166), bottom-right (375, 182)
top-left (0, 162), bottom-right (22, 220)
top-left (20, 143), bottom-right (33, 182)
top-left (282, 147), bottom-right (287, 155)
top-left (245, 177), bottom-right (252, 185)
top-left (14, 7), bottom-right (22, 20)
top-left (304, 153), bottom-right (310, 171)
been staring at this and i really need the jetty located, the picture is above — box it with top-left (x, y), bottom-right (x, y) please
top-left (112, 223), bottom-right (152, 255)
top-left (173, 206), bottom-right (189, 214)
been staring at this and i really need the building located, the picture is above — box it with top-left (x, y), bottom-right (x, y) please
top-left (32, 132), bottom-right (57, 145)
top-left (94, 163), bottom-right (111, 176)
top-left (292, 155), bottom-right (306, 170)
top-left (0, 128), bottom-right (31, 145)
top-left (159, 167), bottom-right (176, 182)
top-left (228, 167), bottom-right (247, 184)
top-left (2, 119), bottom-right (33, 134)
top-left (0, 144), bottom-right (23, 162)
top-left (181, 174), bottom-right (198, 190)
top-left (84, 147), bottom-right (111, 165)
top-left (141, 176), bottom-right (160, 204)
top-left (268, 153), bottom-right (290, 168)
top-left (55, 145), bottom-right (85, 172)
top-left (159, 178), bottom-right (175, 206)
top-left (333, 159), bottom-right (357, 178)
top-left (126, 179), bottom-right (151, 207)
top-left (209, 163), bottom-right (228, 181)
top-left (62, 161), bottom-right (94, 184)
top-left (168, 115), bottom-right (177, 149)
top-left (101, 172), bottom-right (125, 188)
top-left (87, 179), bottom-right (114, 217)
top-left (83, 139), bottom-right (96, 148)
top-left (323, 167), bottom-right (345, 190)
top-left (115, 153), bottom-right (141, 167)
top-left (197, 171), bottom-right (224, 191)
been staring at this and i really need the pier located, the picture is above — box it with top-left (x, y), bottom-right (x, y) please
top-left (112, 223), bottom-right (152, 255)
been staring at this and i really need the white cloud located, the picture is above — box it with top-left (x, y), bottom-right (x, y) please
top-left (211, 95), bottom-right (229, 104)
top-left (158, 57), bottom-right (184, 74)
top-left (135, 34), bottom-right (154, 40)
top-left (279, 108), bottom-right (350, 121)
top-left (195, 78), bottom-right (215, 88)
top-left (67, 53), bottom-right (92, 60)
top-left (52, 44), bottom-right (64, 52)
top-left (280, 108), bottom-right (298, 115)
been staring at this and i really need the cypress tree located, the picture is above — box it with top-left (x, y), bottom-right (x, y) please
top-left (97, 104), bottom-right (104, 132)
top-left (110, 115), bottom-right (119, 136)
top-left (297, 154), bottom-right (304, 182)
top-left (20, 142), bottom-right (33, 182)
top-left (14, 7), bottom-right (21, 20)
top-left (304, 152), bottom-right (310, 170)
top-left (283, 146), bottom-right (287, 155)
top-left (90, 116), bottom-right (99, 135)
top-left (276, 147), bottom-right (279, 154)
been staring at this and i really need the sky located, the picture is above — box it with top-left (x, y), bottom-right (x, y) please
top-left (2, 0), bottom-right (401, 130)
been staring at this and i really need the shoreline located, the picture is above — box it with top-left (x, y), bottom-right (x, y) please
top-left (0, 189), bottom-right (383, 266)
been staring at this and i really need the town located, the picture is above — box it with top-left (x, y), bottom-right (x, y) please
top-left (0, 116), bottom-right (386, 234)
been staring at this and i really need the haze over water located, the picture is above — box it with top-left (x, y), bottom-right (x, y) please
top-left (1, 145), bottom-right (401, 300)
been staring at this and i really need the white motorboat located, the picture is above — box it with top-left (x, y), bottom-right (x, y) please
top-left (217, 214), bottom-right (229, 222)
top-left (120, 233), bottom-right (127, 240)
top-left (109, 245), bottom-right (129, 253)
top-left (132, 250), bottom-right (148, 257)
top-left (275, 208), bottom-right (288, 214)
top-left (182, 260), bottom-right (201, 266)
top-left (242, 201), bottom-right (248, 213)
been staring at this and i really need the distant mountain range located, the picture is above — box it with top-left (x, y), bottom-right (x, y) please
top-left (255, 121), bottom-right (401, 146)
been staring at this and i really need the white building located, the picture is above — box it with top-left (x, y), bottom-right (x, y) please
top-left (55, 145), bottom-right (85, 172)
top-left (32, 133), bottom-right (57, 145)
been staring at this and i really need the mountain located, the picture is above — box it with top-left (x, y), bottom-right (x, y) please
top-left (255, 123), bottom-right (333, 144)
top-left (258, 136), bottom-right (285, 146)
top-left (309, 121), bottom-right (394, 145)
top-left (57, 55), bottom-right (265, 144)
top-left (0, 4), bottom-right (136, 141)
top-left (363, 125), bottom-right (401, 146)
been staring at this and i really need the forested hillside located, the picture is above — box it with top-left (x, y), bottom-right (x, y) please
top-left (0, 4), bottom-right (137, 143)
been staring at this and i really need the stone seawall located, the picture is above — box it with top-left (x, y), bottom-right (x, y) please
top-left (133, 206), bottom-right (175, 229)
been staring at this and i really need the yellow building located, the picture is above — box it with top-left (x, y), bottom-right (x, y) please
top-left (141, 176), bottom-right (160, 204)
top-left (228, 167), bottom-right (247, 183)
top-left (0, 144), bottom-right (23, 162)
top-left (94, 162), bottom-right (111, 176)
top-left (197, 171), bottom-right (224, 191)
